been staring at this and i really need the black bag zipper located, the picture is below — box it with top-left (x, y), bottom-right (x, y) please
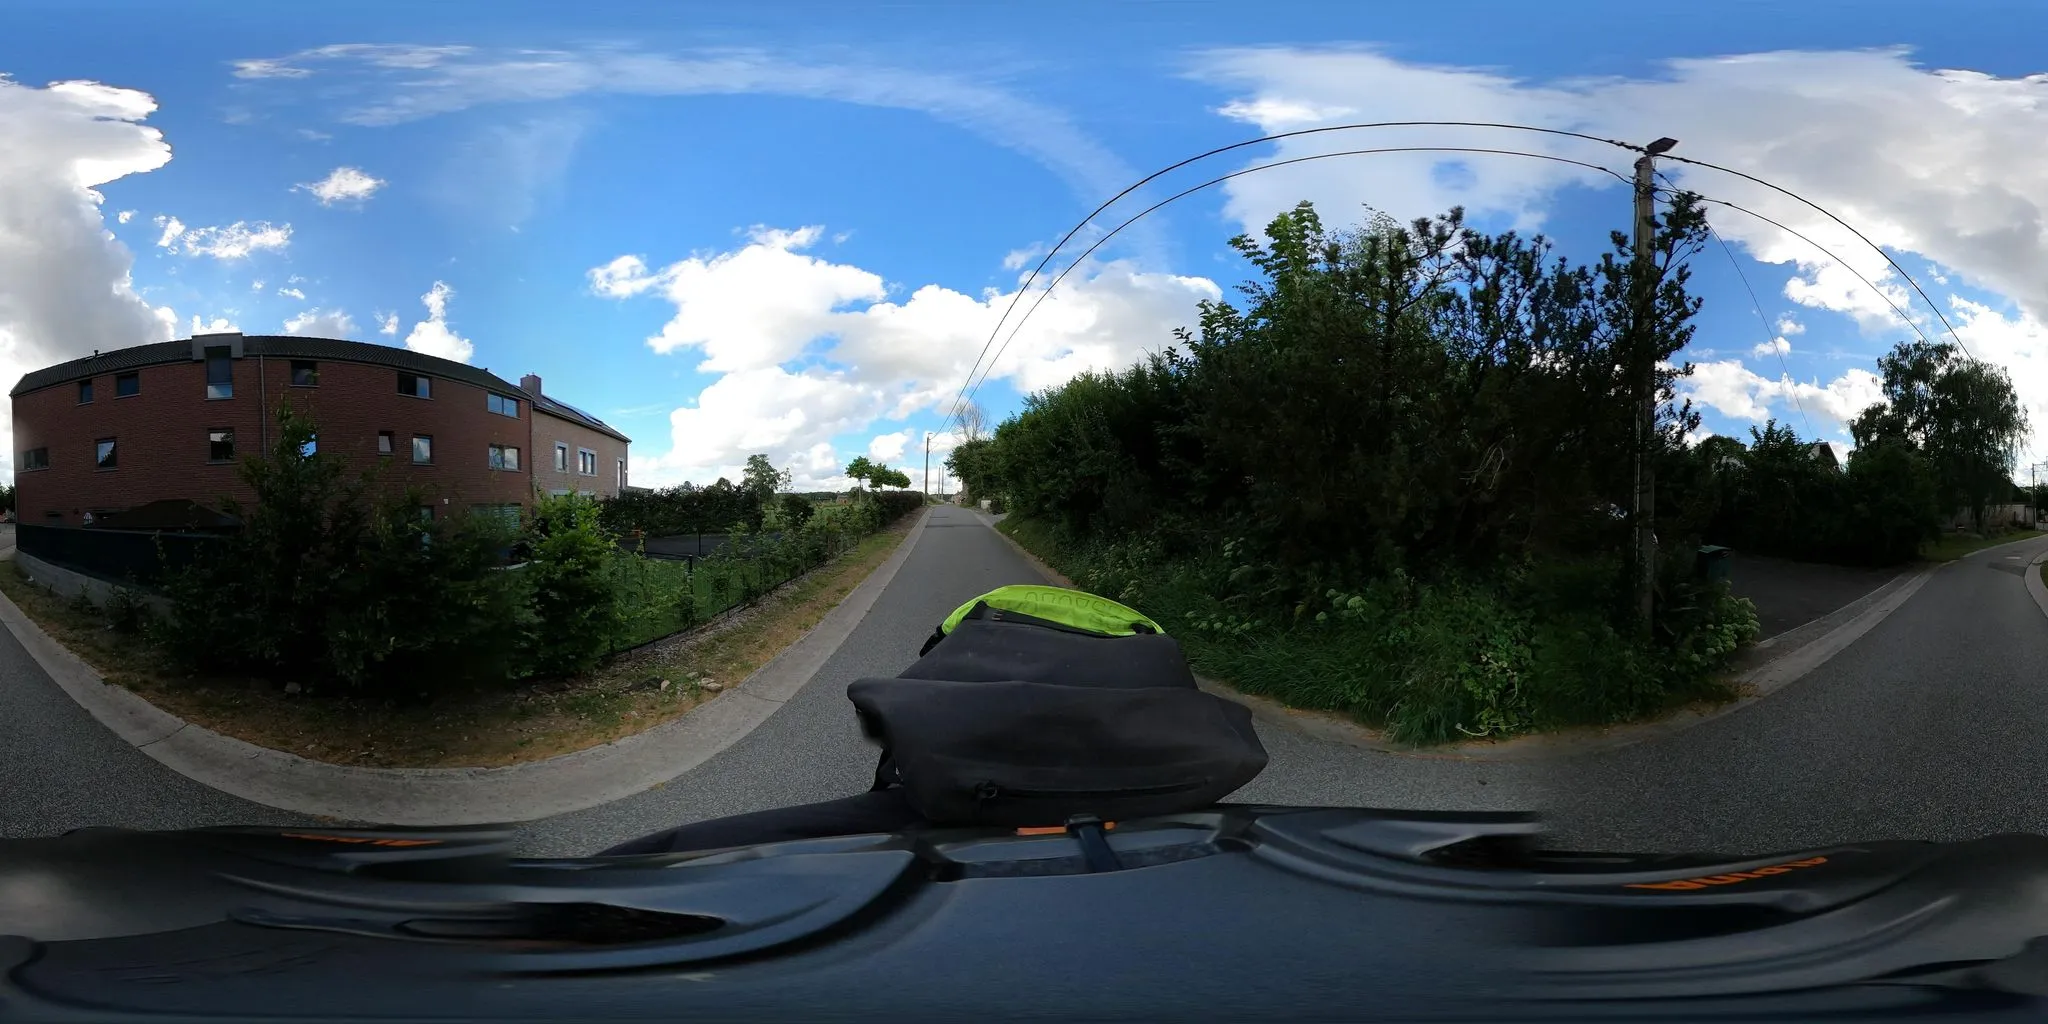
top-left (973, 779), bottom-right (1205, 802)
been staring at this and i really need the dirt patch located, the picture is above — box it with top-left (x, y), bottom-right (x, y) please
top-left (0, 515), bottom-right (916, 769)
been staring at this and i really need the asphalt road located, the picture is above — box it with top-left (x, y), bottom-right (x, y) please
top-left (10, 513), bottom-right (2048, 863)
top-left (0, 525), bottom-right (310, 839)
top-left (515, 506), bottom-right (1532, 855)
top-left (1534, 532), bottom-right (2048, 858)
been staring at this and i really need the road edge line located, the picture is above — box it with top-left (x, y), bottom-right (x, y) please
top-left (0, 508), bottom-right (932, 826)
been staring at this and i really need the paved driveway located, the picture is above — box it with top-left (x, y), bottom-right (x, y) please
top-left (1535, 534), bottom-right (2048, 857)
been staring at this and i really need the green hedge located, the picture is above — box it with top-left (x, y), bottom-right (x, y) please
top-left (156, 407), bottom-right (926, 697)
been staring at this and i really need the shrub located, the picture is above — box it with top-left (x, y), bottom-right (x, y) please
top-left (778, 492), bottom-right (815, 530)
top-left (323, 496), bottom-right (533, 692)
top-left (522, 492), bottom-right (622, 676)
top-left (598, 479), bottom-right (762, 537)
top-left (159, 404), bottom-right (530, 697)
top-left (104, 586), bottom-right (153, 635)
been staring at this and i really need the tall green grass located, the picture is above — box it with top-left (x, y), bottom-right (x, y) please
top-left (1000, 515), bottom-right (1755, 745)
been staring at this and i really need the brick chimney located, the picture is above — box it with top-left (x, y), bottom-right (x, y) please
top-left (519, 373), bottom-right (542, 396)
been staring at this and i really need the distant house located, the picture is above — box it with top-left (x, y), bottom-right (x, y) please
top-left (1809, 441), bottom-right (1841, 471)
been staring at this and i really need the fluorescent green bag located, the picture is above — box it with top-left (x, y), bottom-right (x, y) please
top-left (930, 585), bottom-right (1164, 651)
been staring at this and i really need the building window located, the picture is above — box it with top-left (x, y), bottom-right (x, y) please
top-left (95, 437), bottom-right (116, 470)
top-left (578, 449), bottom-right (596, 476)
top-left (205, 346), bottom-right (233, 399)
top-left (115, 372), bottom-right (140, 397)
top-left (397, 372), bottom-right (431, 399)
top-left (290, 361), bottom-right (319, 387)
top-left (487, 393), bottom-right (519, 418)
top-left (474, 503), bottom-right (521, 531)
top-left (554, 443), bottom-right (568, 471)
top-left (377, 431), bottom-right (393, 455)
top-left (489, 444), bottom-right (520, 471)
top-left (412, 435), bottom-right (432, 464)
top-left (208, 429), bottom-right (233, 462)
top-left (78, 381), bottom-right (93, 404)
top-left (19, 447), bottom-right (48, 471)
top-left (617, 458), bottom-right (625, 489)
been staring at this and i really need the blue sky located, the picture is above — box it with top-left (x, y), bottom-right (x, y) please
top-left (6, 0), bottom-right (2048, 488)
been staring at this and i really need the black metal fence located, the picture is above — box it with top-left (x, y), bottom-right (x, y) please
top-left (15, 524), bottom-right (224, 588)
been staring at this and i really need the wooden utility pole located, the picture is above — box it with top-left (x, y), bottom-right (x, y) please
top-left (923, 432), bottom-right (933, 503)
top-left (1632, 138), bottom-right (1678, 636)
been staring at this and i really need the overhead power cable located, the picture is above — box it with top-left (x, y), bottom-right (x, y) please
top-left (1677, 181), bottom-right (1814, 436)
top-left (954, 145), bottom-right (1635, 424)
top-left (949, 122), bottom-right (1969, 429)
top-left (943, 120), bottom-right (1650, 432)
top-left (1656, 151), bottom-right (1972, 362)
top-left (1657, 187), bottom-right (1937, 352)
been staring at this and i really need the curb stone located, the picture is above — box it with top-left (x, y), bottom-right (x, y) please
top-left (0, 508), bottom-right (932, 827)
top-left (975, 513), bottom-right (1933, 761)
top-left (2027, 550), bottom-right (2048, 622)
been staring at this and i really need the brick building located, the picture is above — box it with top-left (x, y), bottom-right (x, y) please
top-left (518, 373), bottom-right (631, 499)
top-left (10, 333), bottom-right (630, 528)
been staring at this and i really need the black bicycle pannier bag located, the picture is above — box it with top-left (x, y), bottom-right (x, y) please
top-left (849, 587), bottom-right (1266, 827)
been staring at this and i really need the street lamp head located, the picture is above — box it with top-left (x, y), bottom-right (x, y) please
top-left (1645, 137), bottom-right (1679, 155)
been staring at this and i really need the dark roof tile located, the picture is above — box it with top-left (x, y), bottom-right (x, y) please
top-left (13, 334), bottom-right (526, 399)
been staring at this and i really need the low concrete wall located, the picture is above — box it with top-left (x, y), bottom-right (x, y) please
top-left (12, 550), bottom-right (172, 616)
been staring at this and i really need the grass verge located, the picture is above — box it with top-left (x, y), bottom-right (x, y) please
top-left (1921, 528), bottom-right (2039, 562)
top-left (0, 515), bottom-right (915, 769)
top-left (997, 515), bottom-right (1748, 747)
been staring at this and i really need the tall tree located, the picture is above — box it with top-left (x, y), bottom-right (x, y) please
top-left (741, 453), bottom-right (790, 504)
top-left (844, 456), bottom-right (876, 494)
top-left (1853, 341), bottom-right (2027, 531)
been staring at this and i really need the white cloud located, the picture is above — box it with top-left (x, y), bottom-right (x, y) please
top-left (589, 226), bottom-right (887, 371)
top-left (0, 76), bottom-right (176, 480)
top-left (598, 226), bottom-right (1221, 488)
top-left (1775, 315), bottom-right (1805, 336)
top-left (636, 366), bottom-right (889, 489)
top-left (1945, 298), bottom-right (2048, 466)
top-left (1752, 337), bottom-right (1791, 357)
top-left (221, 45), bottom-right (1136, 208)
top-left (1002, 243), bottom-right (1046, 271)
top-left (282, 307), bottom-right (356, 337)
top-left (115, 208), bottom-right (134, 223)
top-left (1214, 97), bottom-right (1355, 128)
top-left (251, 278), bottom-right (265, 291)
top-left (374, 309), bottom-right (399, 335)
top-left (867, 431), bottom-right (909, 462)
top-left (189, 314), bottom-right (237, 335)
top-left (231, 58), bottom-right (313, 79)
top-left (277, 286), bottom-right (305, 300)
top-left (1683, 359), bottom-right (1885, 435)
top-left (154, 217), bottom-right (291, 259)
top-left (153, 214), bottom-right (185, 247)
top-left (295, 165), bottom-right (385, 205)
top-left (1191, 44), bottom-right (2048, 454)
top-left (401, 280), bottom-right (472, 362)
